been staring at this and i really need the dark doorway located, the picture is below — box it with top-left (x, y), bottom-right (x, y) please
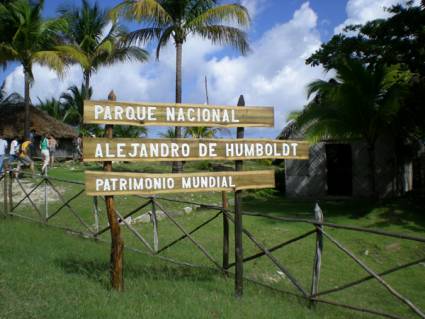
top-left (326, 144), bottom-right (353, 196)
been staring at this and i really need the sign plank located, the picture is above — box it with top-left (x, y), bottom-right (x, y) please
top-left (84, 100), bottom-right (274, 127)
top-left (83, 138), bottom-right (309, 162)
top-left (85, 170), bottom-right (275, 196)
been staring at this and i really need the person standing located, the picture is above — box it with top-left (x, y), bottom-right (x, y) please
top-left (29, 129), bottom-right (36, 157)
top-left (40, 133), bottom-right (50, 175)
top-left (0, 133), bottom-right (8, 174)
top-left (76, 134), bottom-right (83, 161)
top-left (17, 138), bottom-right (35, 177)
top-left (48, 135), bottom-right (58, 167)
top-left (9, 136), bottom-right (19, 163)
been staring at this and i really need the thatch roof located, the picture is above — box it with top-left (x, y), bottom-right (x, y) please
top-left (0, 102), bottom-right (78, 139)
top-left (277, 120), bottom-right (298, 139)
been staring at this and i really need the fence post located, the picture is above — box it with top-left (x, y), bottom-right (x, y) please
top-left (104, 90), bottom-right (124, 291)
top-left (151, 197), bottom-right (159, 253)
top-left (222, 191), bottom-right (229, 271)
top-left (93, 196), bottom-right (99, 233)
top-left (8, 171), bottom-right (13, 212)
top-left (44, 177), bottom-right (48, 222)
top-left (3, 171), bottom-right (7, 216)
top-left (310, 202), bottom-right (324, 303)
top-left (234, 95), bottom-right (245, 298)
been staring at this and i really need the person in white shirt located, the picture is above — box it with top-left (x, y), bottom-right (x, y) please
top-left (9, 136), bottom-right (19, 163)
top-left (0, 133), bottom-right (8, 174)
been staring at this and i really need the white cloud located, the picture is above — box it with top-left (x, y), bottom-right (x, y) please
top-left (241, 0), bottom-right (267, 19)
top-left (5, 2), bottom-right (324, 138)
top-left (204, 2), bottom-right (324, 137)
top-left (335, 0), bottom-right (421, 34)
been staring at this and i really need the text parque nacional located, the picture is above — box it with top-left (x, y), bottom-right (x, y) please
top-left (93, 104), bottom-right (240, 123)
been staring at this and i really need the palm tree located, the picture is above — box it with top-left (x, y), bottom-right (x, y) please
top-left (0, 81), bottom-right (5, 102)
top-left (114, 125), bottom-right (147, 138)
top-left (0, 0), bottom-right (67, 138)
top-left (185, 127), bottom-right (218, 138)
top-left (60, 84), bottom-right (92, 127)
top-left (297, 59), bottom-right (411, 196)
top-left (160, 127), bottom-right (183, 138)
top-left (37, 97), bottom-right (66, 121)
top-left (58, 0), bottom-right (149, 91)
top-left (112, 0), bottom-right (251, 172)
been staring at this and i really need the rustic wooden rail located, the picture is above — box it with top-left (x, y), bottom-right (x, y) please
top-left (1, 170), bottom-right (424, 319)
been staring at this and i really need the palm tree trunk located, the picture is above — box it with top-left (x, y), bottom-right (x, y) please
top-left (82, 71), bottom-right (91, 132)
top-left (367, 143), bottom-right (377, 198)
top-left (84, 71), bottom-right (91, 91)
top-left (24, 67), bottom-right (31, 139)
top-left (173, 41), bottom-right (183, 173)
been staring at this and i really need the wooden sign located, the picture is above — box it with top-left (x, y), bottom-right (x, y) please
top-left (85, 170), bottom-right (275, 196)
top-left (83, 138), bottom-right (309, 162)
top-left (84, 100), bottom-right (274, 127)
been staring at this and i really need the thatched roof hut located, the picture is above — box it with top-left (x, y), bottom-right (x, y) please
top-left (0, 101), bottom-right (77, 139)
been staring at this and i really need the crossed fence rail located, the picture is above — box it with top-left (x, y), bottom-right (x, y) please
top-left (1, 170), bottom-right (424, 319)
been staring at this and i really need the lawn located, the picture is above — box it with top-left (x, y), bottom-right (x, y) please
top-left (0, 162), bottom-right (424, 319)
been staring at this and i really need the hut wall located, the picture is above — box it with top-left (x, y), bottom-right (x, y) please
top-left (285, 143), bottom-right (327, 197)
top-left (285, 136), bottom-right (398, 198)
top-left (32, 138), bottom-right (75, 160)
top-left (55, 139), bottom-right (75, 159)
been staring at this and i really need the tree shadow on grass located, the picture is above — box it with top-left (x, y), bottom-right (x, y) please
top-left (241, 194), bottom-right (425, 234)
top-left (364, 198), bottom-right (425, 233)
top-left (242, 194), bottom-right (376, 219)
top-left (55, 256), bottom-right (217, 288)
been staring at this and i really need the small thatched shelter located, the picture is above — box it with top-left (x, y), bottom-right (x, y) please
top-left (0, 97), bottom-right (78, 159)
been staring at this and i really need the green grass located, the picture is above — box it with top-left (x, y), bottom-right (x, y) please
top-left (1, 163), bottom-right (425, 319)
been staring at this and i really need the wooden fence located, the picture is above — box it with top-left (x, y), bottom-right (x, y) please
top-left (1, 170), bottom-right (424, 319)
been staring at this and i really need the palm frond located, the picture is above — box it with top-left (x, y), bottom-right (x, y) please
top-left (195, 25), bottom-right (250, 55)
top-left (125, 27), bottom-right (164, 45)
top-left (33, 50), bottom-right (66, 75)
top-left (155, 26), bottom-right (174, 59)
top-left (56, 45), bottom-right (90, 69)
top-left (110, 0), bottom-right (171, 24)
top-left (105, 46), bottom-right (149, 65)
top-left (187, 4), bottom-right (250, 29)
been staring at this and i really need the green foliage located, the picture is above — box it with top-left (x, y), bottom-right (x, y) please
top-left (37, 97), bottom-right (67, 121)
top-left (113, 0), bottom-right (251, 58)
top-left (60, 84), bottom-right (92, 127)
top-left (298, 59), bottom-right (411, 145)
top-left (305, 1), bottom-right (425, 144)
top-left (0, 0), bottom-right (67, 80)
top-left (185, 127), bottom-right (219, 138)
top-left (113, 125), bottom-right (147, 138)
top-left (0, 80), bottom-right (5, 102)
top-left (58, 0), bottom-right (149, 89)
top-left (306, 2), bottom-right (425, 73)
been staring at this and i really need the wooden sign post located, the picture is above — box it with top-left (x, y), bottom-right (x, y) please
top-left (235, 95), bottom-right (245, 298)
top-left (104, 91), bottom-right (124, 291)
top-left (83, 95), bottom-right (309, 297)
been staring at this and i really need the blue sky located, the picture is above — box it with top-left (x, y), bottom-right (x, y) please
top-left (1, 0), bottom-right (414, 137)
